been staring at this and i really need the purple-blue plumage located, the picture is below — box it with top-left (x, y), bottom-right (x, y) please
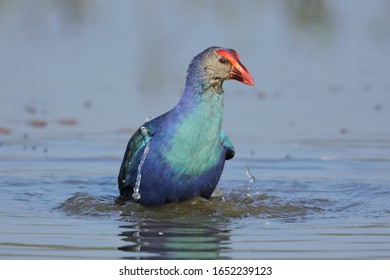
top-left (118, 47), bottom-right (254, 206)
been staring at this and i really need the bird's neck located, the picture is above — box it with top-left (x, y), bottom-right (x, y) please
top-left (176, 77), bottom-right (224, 126)
top-left (164, 78), bottom-right (224, 175)
top-left (185, 70), bottom-right (224, 96)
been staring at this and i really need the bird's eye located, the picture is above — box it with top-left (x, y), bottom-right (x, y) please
top-left (219, 57), bottom-right (228, 64)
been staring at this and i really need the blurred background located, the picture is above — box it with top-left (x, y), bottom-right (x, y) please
top-left (1, 0), bottom-right (389, 143)
top-left (1, 0), bottom-right (390, 260)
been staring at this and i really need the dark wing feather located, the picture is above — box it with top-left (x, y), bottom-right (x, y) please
top-left (118, 127), bottom-right (148, 197)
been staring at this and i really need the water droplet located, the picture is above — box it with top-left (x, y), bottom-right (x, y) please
top-left (245, 166), bottom-right (255, 183)
top-left (132, 192), bottom-right (141, 200)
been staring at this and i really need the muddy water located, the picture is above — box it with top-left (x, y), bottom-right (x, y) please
top-left (1, 0), bottom-right (390, 259)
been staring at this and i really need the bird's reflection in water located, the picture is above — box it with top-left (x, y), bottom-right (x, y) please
top-left (118, 220), bottom-right (231, 259)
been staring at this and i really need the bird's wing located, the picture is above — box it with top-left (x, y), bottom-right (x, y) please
top-left (220, 131), bottom-right (235, 160)
top-left (118, 124), bottom-right (152, 196)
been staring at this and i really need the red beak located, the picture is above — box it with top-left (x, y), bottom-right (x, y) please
top-left (217, 48), bottom-right (254, 86)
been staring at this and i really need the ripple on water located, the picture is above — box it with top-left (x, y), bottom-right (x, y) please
top-left (56, 183), bottom-right (331, 222)
top-left (117, 220), bottom-right (231, 259)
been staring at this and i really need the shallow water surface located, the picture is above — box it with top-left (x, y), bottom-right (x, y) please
top-left (1, 135), bottom-right (390, 259)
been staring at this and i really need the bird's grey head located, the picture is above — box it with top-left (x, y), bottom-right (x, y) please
top-left (186, 46), bottom-right (254, 91)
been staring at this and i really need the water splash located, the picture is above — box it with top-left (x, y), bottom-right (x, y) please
top-left (245, 166), bottom-right (255, 183)
top-left (144, 116), bottom-right (153, 122)
top-left (58, 183), bottom-right (328, 220)
top-left (132, 117), bottom-right (153, 200)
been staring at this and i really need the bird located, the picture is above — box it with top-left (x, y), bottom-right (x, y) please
top-left (118, 46), bottom-right (254, 206)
